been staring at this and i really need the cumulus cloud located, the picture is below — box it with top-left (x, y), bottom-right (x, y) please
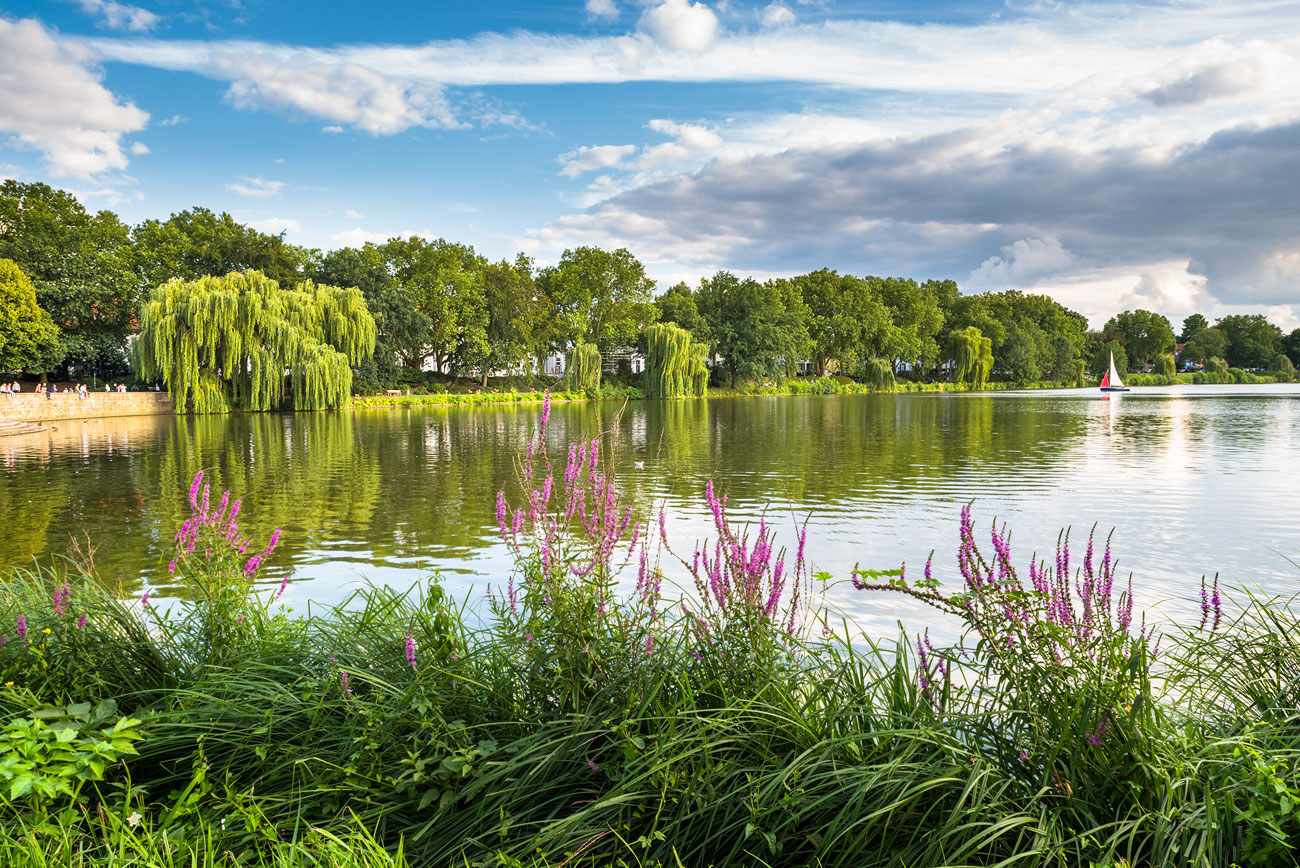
top-left (759, 2), bottom-right (795, 28)
top-left (226, 176), bottom-right (284, 198)
top-left (129, 141), bottom-right (149, 154)
top-left (637, 0), bottom-right (719, 52)
top-left (969, 237), bottom-right (1074, 288)
top-left (0, 17), bottom-right (149, 176)
top-left (71, 0), bottom-right (160, 32)
top-left (585, 0), bottom-right (619, 21)
top-left (158, 113), bottom-right (186, 125)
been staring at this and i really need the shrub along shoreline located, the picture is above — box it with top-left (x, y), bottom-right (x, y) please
top-left (1, 407), bottom-right (1298, 867)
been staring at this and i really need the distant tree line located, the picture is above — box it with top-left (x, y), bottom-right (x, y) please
top-left (2, 179), bottom-right (1298, 394)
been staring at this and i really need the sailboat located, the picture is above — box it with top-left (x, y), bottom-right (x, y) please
top-left (1099, 351), bottom-right (1130, 392)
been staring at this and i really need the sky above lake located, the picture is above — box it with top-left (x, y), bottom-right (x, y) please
top-left (1, 0), bottom-right (1298, 327)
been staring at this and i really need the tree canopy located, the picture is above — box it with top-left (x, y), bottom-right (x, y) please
top-left (696, 271), bottom-right (809, 388)
top-left (0, 181), bottom-right (137, 371)
top-left (1103, 310), bottom-right (1176, 369)
top-left (0, 258), bottom-right (63, 374)
top-left (133, 271), bottom-right (375, 413)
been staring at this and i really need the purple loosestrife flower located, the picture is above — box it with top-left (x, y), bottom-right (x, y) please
top-left (275, 575), bottom-right (290, 601)
top-left (340, 671), bottom-right (352, 699)
top-left (586, 759), bottom-right (599, 772)
top-left (16, 615), bottom-right (26, 643)
top-left (189, 470), bottom-right (205, 510)
top-left (1199, 577), bottom-right (1210, 631)
top-left (76, 615), bottom-right (87, 629)
top-left (405, 634), bottom-right (417, 669)
top-left (141, 591), bottom-right (150, 608)
top-left (540, 392), bottom-right (551, 432)
top-left (1211, 575), bottom-right (1222, 632)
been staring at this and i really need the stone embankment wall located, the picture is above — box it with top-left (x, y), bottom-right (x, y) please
top-left (0, 392), bottom-right (173, 422)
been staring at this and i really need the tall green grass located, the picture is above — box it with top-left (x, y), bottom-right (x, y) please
top-left (1, 407), bottom-right (1298, 866)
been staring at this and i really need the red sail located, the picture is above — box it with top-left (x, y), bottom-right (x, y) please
top-left (1100, 370), bottom-right (1110, 388)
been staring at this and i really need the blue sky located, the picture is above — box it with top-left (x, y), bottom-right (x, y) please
top-left (2, 0), bottom-right (1299, 328)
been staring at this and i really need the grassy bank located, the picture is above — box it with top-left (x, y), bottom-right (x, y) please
top-left (2, 414), bottom-right (1298, 866)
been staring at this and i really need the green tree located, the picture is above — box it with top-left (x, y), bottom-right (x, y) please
top-left (1180, 313), bottom-right (1209, 342)
top-left (1154, 353), bottom-right (1176, 376)
top-left (874, 277), bottom-right (945, 375)
top-left (947, 326), bottom-right (993, 388)
top-left (654, 282), bottom-right (709, 341)
top-left (478, 255), bottom-right (542, 386)
top-left (382, 237), bottom-right (487, 375)
top-left (565, 342), bottom-right (602, 392)
top-left (1281, 328), bottom-right (1300, 368)
top-left (644, 322), bottom-right (707, 398)
top-left (1182, 327), bottom-right (1228, 366)
top-left (1103, 310), bottom-right (1175, 368)
top-left (792, 269), bottom-right (890, 376)
top-left (314, 244), bottom-right (428, 391)
top-left (1092, 340), bottom-right (1128, 381)
top-left (1270, 353), bottom-right (1295, 382)
top-left (696, 272), bottom-right (809, 388)
top-left (0, 181), bottom-right (137, 372)
top-left (1214, 314), bottom-right (1281, 369)
top-left (0, 259), bottom-right (63, 374)
top-left (538, 247), bottom-right (657, 353)
top-left (133, 271), bottom-right (375, 413)
top-left (134, 207), bottom-right (317, 289)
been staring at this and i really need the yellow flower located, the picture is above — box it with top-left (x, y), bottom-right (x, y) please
top-left (3, 682), bottom-right (12, 687)
top-left (41, 628), bottom-right (51, 635)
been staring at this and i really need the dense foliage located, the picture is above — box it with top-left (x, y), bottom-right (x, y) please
top-left (0, 259), bottom-right (63, 374)
top-left (133, 271), bottom-right (376, 412)
top-left (3, 180), bottom-right (1299, 393)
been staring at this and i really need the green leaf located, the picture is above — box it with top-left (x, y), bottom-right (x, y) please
top-left (9, 774), bottom-right (33, 799)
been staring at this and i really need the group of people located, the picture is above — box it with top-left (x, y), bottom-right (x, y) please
top-left (0, 381), bottom-right (161, 398)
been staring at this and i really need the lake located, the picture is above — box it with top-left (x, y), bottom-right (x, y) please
top-left (3, 385), bottom-right (1298, 643)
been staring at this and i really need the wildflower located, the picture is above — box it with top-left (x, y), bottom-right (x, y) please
top-left (76, 615), bottom-right (87, 628)
top-left (586, 759), bottom-right (598, 771)
top-left (1211, 575), bottom-right (1222, 632)
top-left (126, 811), bottom-right (142, 828)
top-left (41, 628), bottom-right (51, 635)
top-left (2, 682), bottom-right (11, 687)
top-left (405, 634), bottom-right (417, 669)
top-left (340, 671), bottom-right (352, 698)
top-left (1019, 751), bottom-right (1029, 761)
top-left (16, 615), bottom-right (25, 642)
top-left (140, 592), bottom-right (150, 608)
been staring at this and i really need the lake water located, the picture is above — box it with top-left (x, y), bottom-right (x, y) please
top-left (3, 385), bottom-right (1298, 643)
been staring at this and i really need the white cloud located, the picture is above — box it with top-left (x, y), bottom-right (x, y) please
top-left (0, 18), bottom-right (148, 176)
top-left (72, 0), bottom-right (160, 32)
top-left (637, 0), bottom-right (719, 52)
top-left (226, 176), bottom-right (284, 198)
top-left (969, 237), bottom-right (1075, 288)
top-left (129, 141), bottom-right (149, 154)
top-left (558, 143), bottom-right (636, 177)
top-left (759, 2), bottom-right (794, 28)
top-left (585, 0), bottom-right (618, 21)
top-left (245, 217), bottom-right (302, 235)
top-left (321, 125), bottom-right (345, 134)
top-left (344, 208), bottom-right (363, 219)
top-left (159, 113), bottom-right (186, 126)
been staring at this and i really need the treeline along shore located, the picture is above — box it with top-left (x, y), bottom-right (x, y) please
top-left (2, 179), bottom-right (1299, 413)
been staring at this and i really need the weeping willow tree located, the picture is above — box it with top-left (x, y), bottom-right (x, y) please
top-left (862, 357), bottom-right (895, 390)
top-left (134, 271), bottom-right (376, 413)
top-left (1154, 353), bottom-right (1176, 376)
top-left (565, 342), bottom-right (602, 392)
top-left (645, 323), bottom-right (707, 398)
top-left (948, 326), bottom-right (994, 388)
top-left (1271, 353), bottom-right (1295, 382)
top-left (1205, 357), bottom-right (1229, 378)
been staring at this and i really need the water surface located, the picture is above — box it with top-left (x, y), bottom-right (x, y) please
top-left (2, 385), bottom-right (1297, 642)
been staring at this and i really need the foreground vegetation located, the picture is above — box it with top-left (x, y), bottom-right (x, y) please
top-left (2, 410), bottom-right (1299, 866)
